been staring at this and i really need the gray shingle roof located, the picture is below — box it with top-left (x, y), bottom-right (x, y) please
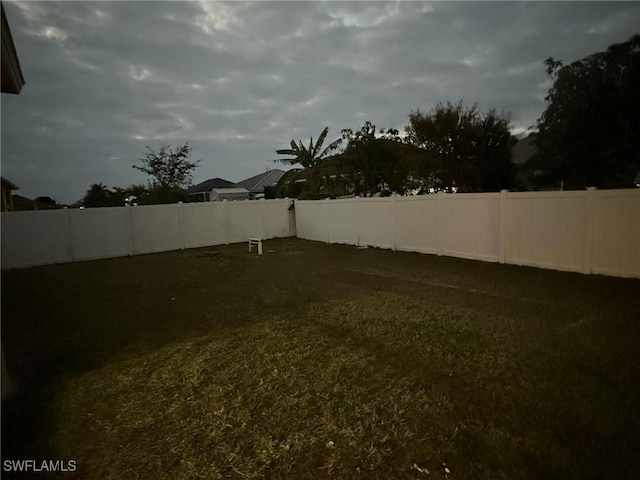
top-left (187, 177), bottom-right (235, 194)
top-left (234, 169), bottom-right (286, 193)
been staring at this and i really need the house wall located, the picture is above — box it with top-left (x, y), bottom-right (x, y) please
top-left (1, 199), bottom-right (294, 269)
top-left (2, 186), bottom-right (12, 211)
top-left (295, 189), bottom-right (640, 278)
top-left (212, 191), bottom-right (250, 202)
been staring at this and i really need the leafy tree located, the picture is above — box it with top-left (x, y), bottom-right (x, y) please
top-left (273, 169), bottom-right (309, 199)
top-left (337, 122), bottom-right (431, 196)
top-left (132, 143), bottom-right (199, 190)
top-left (143, 186), bottom-right (191, 205)
top-left (406, 101), bottom-right (516, 192)
top-left (273, 122), bottom-right (433, 198)
top-left (533, 34), bottom-right (640, 189)
top-left (275, 127), bottom-right (342, 196)
top-left (83, 183), bottom-right (112, 207)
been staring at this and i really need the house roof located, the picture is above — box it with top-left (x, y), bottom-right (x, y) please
top-left (187, 177), bottom-right (235, 194)
top-left (234, 169), bottom-right (286, 193)
top-left (1, 4), bottom-right (25, 94)
top-left (1, 176), bottom-right (19, 190)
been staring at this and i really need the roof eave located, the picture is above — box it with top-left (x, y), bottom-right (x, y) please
top-left (1, 4), bottom-right (25, 94)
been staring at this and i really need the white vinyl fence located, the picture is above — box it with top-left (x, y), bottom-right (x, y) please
top-left (3, 191), bottom-right (639, 278)
top-left (295, 189), bottom-right (640, 278)
top-left (1, 199), bottom-right (294, 269)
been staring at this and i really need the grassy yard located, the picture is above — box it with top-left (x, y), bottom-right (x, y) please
top-left (2, 238), bottom-right (639, 479)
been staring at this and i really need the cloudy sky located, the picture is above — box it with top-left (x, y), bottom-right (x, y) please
top-left (1, 1), bottom-right (638, 204)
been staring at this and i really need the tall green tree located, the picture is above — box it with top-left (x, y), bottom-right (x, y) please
top-left (406, 101), bottom-right (516, 192)
top-left (533, 34), bottom-right (640, 189)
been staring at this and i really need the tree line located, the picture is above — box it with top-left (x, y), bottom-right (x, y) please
top-left (274, 34), bottom-right (639, 199)
top-left (274, 103), bottom-right (516, 199)
top-left (82, 144), bottom-right (199, 207)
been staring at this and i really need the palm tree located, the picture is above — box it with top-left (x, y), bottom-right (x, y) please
top-left (83, 183), bottom-right (111, 208)
top-left (275, 127), bottom-right (342, 195)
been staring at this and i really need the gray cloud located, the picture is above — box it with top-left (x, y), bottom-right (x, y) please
top-left (2, 0), bottom-right (638, 203)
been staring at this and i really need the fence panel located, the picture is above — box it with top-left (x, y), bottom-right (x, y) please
top-left (1, 210), bottom-right (69, 268)
top-left (358, 198), bottom-right (393, 249)
top-left (328, 199), bottom-right (357, 245)
top-left (295, 200), bottom-right (328, 242)
top-left (441, 194), bottom-right (501, 262)
top-left (591, 189), bottom-right (640, 278)
top-left (265, 199), bottom-right (293, 239)
top-left (504, 191), bottom-right (588, 272)
top-left (129, 204), bottom-right (182, 255)
top-left (69, 207), bottom-right (130, 261)
top-left (394, 196), bottom-right (438, 254)
top-left (183, 202), bottom-right (226, 249)
top-left (227, 201), bottom-right (264, 242)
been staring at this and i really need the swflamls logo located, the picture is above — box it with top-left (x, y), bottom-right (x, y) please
top-left (3, 459), bottom-right (77, 472)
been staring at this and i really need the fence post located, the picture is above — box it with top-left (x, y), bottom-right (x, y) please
top-left (325, 197), bottom-right (330, 243)
top-left (637, 190), bottom-right (640, 278)
top-left (125, 205), bottom-right (134, 255)
top-left (289, 198), bottom-right (296, 237)
top-left (64, 207), bottom-right (75, 262)
top-left (262, 198), bottom-right (267, 239)
top-left (178, 201), bottom-right (185, 250)
top-left (437, 191), bottom-right (444, 256)
top-left (391, 195), bottom-right (397, 251)
top-left (583, 187), bottom-right (597, 274)
top-left (355, 196), bottom-right (360, 247)
top-left (499, 190), bottom-right (508, 264)
top-left (224, 199), bottom-right (229, 245)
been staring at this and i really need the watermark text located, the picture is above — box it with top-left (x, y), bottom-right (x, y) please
top-left (3, 459), bottom-right (77, 473)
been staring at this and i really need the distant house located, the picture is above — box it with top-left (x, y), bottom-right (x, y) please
top-left (11, 194), bottom-right (34, 211)
top-left (33, 196), bottom-right (61, 210)
top-left (1, 177), bottom-right (19, 211)
top-left (211, 187), bottom-right (250, 202)
top-left (511, 132), bottom-right (538, 165)
top-left (234, 169), bottom-right (286, 198)
top-left (187, 177), bottom-right (235, 202)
